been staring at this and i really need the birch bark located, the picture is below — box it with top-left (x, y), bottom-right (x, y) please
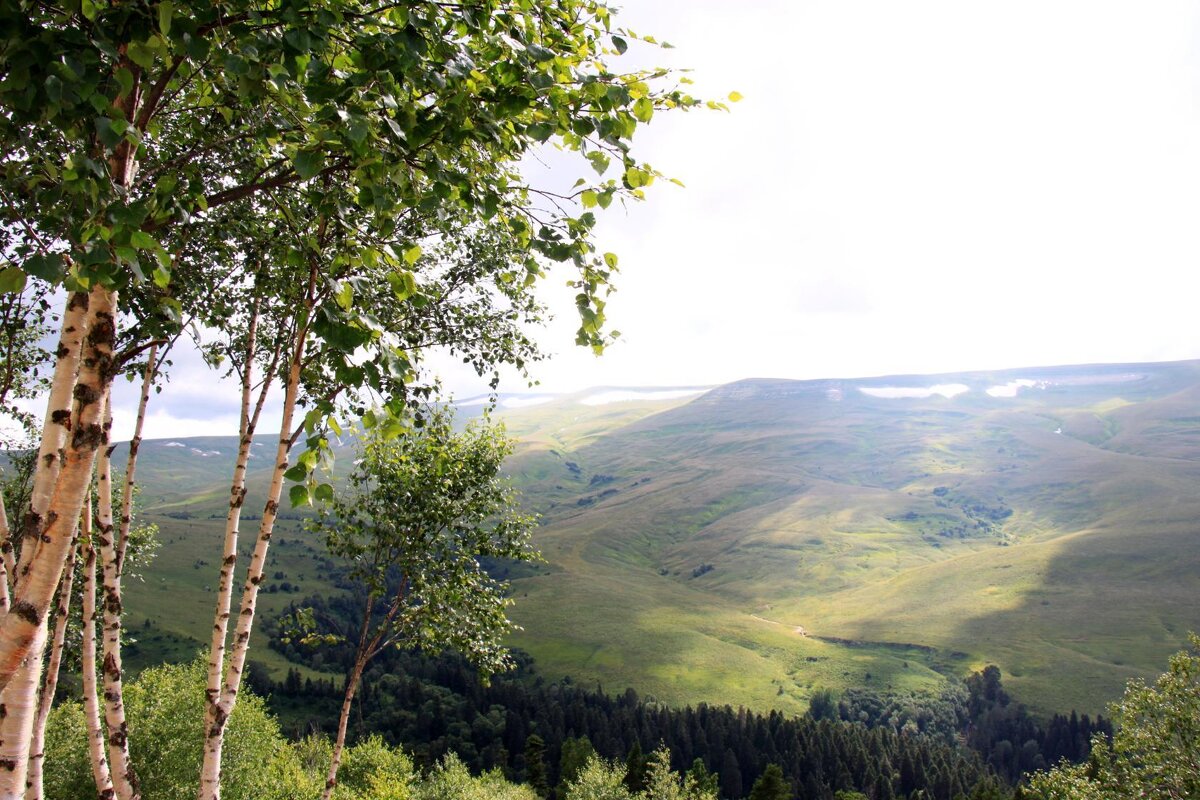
top-left (11, 291), bottom-right (88, 589)
top-left (0, 286), bottom-right (115, 693)
top-left (23, 523), bottom-right (77, 800)
top-left (202, 304), bottom-right (267, 736)
top-left (95, 403), bottom-right (138, 800)
top-left (115, 344), bottom-right (157, 567)
top-left (0, 619), bottom-right (45, 799)
top-left (80, 504), bottom-right (114, 800)
top-left (198, 318), bottom-right (305, 800)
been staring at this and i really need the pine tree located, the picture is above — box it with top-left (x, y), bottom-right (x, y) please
top-left (525, 734), bottom-right (550, 798)
top-left (625, 741), bottom-right (649, 794)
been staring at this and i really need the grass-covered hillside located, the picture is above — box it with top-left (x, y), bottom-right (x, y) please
top-left (496, 363), bottom-right (1200, 716)
top-left (117, 362), bottom-right (1200, 716)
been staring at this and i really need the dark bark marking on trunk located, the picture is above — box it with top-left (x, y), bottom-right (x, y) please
top-left (11, 600), bottom-right (40, 625)
top-left (72, 422), bottom-right (105, 450)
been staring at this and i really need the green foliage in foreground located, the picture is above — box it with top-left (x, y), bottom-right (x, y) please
top-left (561, 748), bottom-right (717, 800)
top-left (1027, 635), bottom-right (1200, 800)
top-left (44, 659), bottom-right (292, 800)
top-left (41, 657), bottom-right (540, 800)
top-left (42, 658), bottom-right (719, 800)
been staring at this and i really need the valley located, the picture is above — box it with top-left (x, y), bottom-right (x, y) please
top-left (118, 360), bottom-right (1200, 717)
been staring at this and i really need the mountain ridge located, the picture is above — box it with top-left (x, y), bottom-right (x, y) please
top-left (50, 357), bottom-right (1200, 714)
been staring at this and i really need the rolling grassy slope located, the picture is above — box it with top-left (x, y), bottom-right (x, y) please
top-left (105, 363), bottom-right (1200, 715)
top-left (498, 363), bottom-right (1200, 714)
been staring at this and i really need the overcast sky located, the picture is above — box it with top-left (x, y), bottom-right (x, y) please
top-left (102, 0), bottom-right (1200, 438)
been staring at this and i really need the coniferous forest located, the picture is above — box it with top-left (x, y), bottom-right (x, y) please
top-left (260, 593), bottom-right (1110, 799)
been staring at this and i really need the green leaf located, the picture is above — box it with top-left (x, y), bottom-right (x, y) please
top-left (293, 150), bottom-right (324, 180)
top-left (127, 39), bottom-right (157, 70)
top-left (586, 151), bottom-right (610, 175)
top-left (633, 97), bottom-right (654, 123)
top-left (130, 230), bottom-right (159, 250)
top-left (0, 267), bottom-right (26, 294)
top-left (158, 1), bottom-right (174, 35)
top-left (314, 483), bottom-right (335, 503)
top-left (283, 464), bottom-right (308, 482)
top-left (22, 253), bottom-right (65, 283)
top-left (403, 245), bottom-right (422, 265)
top-left (288, 484), bottom-right (312, 508)
top-left (298, 448), bottom-right (319, 470)
top-left (344, 114), bottom-right (369, 145)
top-left (94, 117), bottom-right (122, 149)
top-left (386, 270), bottom-right (417, 301)
top-left (603, 252), bottom-right (618, 269)
top-left (611, 36), bottom-right (628, 55)
top-left (114, 68), bottom-right (135, 99)
top-left (80, 0), bottom-right (98, 20)
top-left (334, 281), bottom-right (353, 311)
top-left (580, 190), bottom-right (598, 209)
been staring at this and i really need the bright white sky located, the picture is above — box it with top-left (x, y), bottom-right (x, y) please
top-left (99, 0), bottom-right (1200, 438)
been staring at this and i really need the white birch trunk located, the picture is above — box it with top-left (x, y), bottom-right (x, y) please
top-left (0, 285), bottom-right (112, 697)
top-left (203, 307), bottom-right (261, 731)
top-left (11, 291), bottom-right (88, 591)
top-left (115, 344), bottom-right (156, 568)
top-left (24, 523), bottom-right (78, 800)
top-left (1, 41), bottom-right (142, 697)
top-left (95, 403), bottom-right (138, 800)
top-left (0, 620), bottom-right (46, 799)
top-left (198, 326), bottom-right (305, 800)
top-left (0, 292), bottom-right (89, 773)
top-left (80, 505), bottom-right (114, 800)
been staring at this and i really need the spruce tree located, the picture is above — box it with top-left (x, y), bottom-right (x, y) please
top-left (524, 734), bottom-right (550, 798)
top-left (624, 741), bottom-right (649, 794)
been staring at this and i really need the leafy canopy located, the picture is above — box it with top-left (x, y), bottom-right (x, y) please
top-left (308, 408), bottom-right (537, 674)
top-left (1, 0), bottom-right (705, 348)
top-left (1028, 635), bottom-right (1200, 800)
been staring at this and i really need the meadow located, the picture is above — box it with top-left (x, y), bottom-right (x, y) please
top-left (120, 361), bottom-right (1200, 717)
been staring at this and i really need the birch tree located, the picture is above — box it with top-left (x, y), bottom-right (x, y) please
top-left (2, 2), bottom-right (711, 795)
top-left (298, 409), bottom-right (536, 799)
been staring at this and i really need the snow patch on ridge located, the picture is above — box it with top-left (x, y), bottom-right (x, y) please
top-left (859, 384), bottom-right (969, 399)
top-left (986, 379), bottom-right (1048, 397)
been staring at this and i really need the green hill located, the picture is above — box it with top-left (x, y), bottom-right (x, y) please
top-left (109, 362), bottom-right (1200, 715)
top-left (496, 363), bottom-right (1200, 715)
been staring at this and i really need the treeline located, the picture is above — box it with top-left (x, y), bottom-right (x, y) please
top-left (962, 666), bottom-right (1110, 782)
top-left (819, 668), bottom-right (1110, 784)
top-left (262, 653), bottom-right (1004, 799)
top-left (264, 602), bottom-right (1008, 800)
